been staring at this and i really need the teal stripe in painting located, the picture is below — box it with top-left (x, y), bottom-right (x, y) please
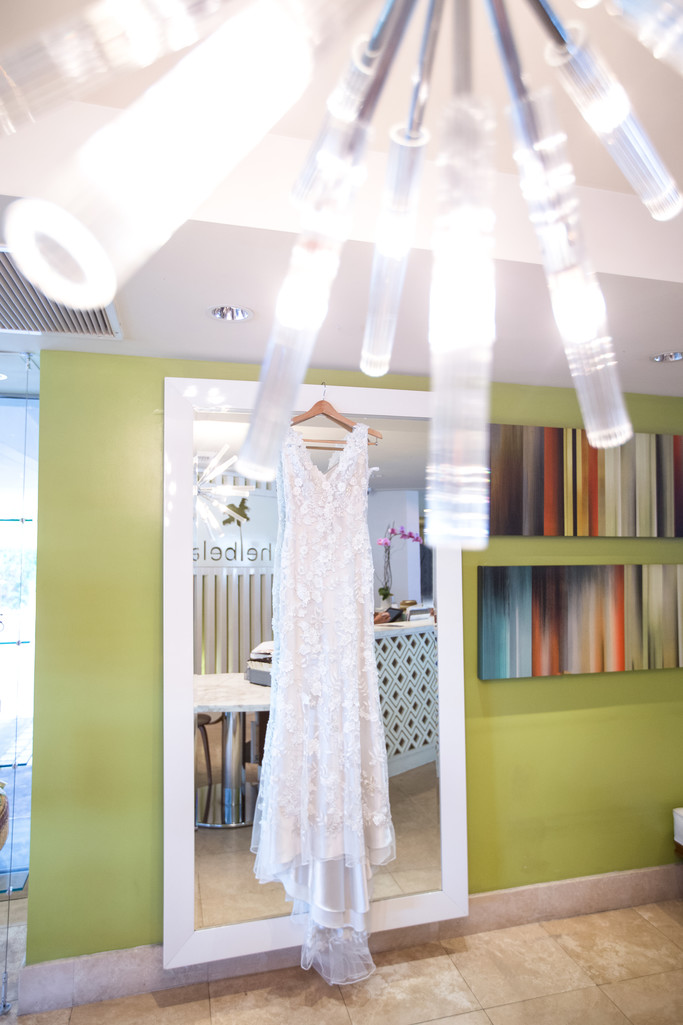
top-left (478, 566), bottom-right (532, 680)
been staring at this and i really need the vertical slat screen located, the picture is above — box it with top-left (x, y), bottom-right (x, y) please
top-left (228, 571), bottom-right (240, 672)
top-left (193, 576), bottom-right (203, 674)
top-left (216, 573), bottom-right (227, 672)
top-left (203, 573), bottom-right (217, 674)
top-left (239, 573), bottom-right (250, 670)
top-left (194, 567), bottom-right (274, 674)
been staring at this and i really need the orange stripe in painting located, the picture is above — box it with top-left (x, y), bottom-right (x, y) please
top-left (531, 569), bottom-right (562, 676)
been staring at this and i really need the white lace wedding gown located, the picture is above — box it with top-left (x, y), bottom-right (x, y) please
top-left (251, 423), bottom-right (395, 985)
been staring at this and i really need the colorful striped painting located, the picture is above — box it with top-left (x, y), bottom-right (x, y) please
top-left (478, 564), bottom-right (683, 679)
top-left (489, 426), bottom-right (683, 537)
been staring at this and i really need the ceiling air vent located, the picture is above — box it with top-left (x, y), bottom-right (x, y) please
top-left (0, 246), bottom-right (122, 338)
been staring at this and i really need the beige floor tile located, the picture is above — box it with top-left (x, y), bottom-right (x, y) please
top-left (600, 968), bottom-right (683, 1025)
top-left (393, 802), bottom-right (439, 834)
top-left (635, 901), bottom-right (683, 949)
top-left (389, 832), bottom-right (441, 874)
top-left (341, 943), bottom-right (480, 1025)
top-left (200, 891), bottom-right (290, 929)
top-left (16, 1010), bottom-right (71, 1024)
top-left (196, 850), bottom-right (290, 927)
top-left (2, 921), bottom-right (27, 972)
top-left (195, 825), bottom-right (253, 858)
top-left (419, 1014), bottom-right (491, 1025)
top-left (196, 848), bottom-right (263, 882)
top-left (372, 941), bottom-right (446, 966)
top-left (485, 985), bottom-right (631, 1024)
top-left (388, 763), bottom-right (438, 801)
top-left (210, 965), bottom-right (350, 1025)
top-left (389, 793), bottom-right (439, 834)
top-left (371, 870), bottom-right (404, 900)
top-left (7, 897), bottom-right (28, 926)
top-left (541, 908), bottom-right (683, 984)
top-left (393, 868), bottom-right (442, 895)
top-left (69, 983), bottom-right (211, 1024)
top-left (657, 900), bottom-right (683, 926)
top-left (369, 924), bottom-right (440, 955)
top-left (443, 922), bottom-right (594, 1007)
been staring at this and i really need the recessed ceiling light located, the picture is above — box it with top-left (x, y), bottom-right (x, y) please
top-left (651, 351), bottom-right (683, 363)
top-left (208, 305), bottom-right (253, 323)
top-left (0, 373), bottom-right (7, 381)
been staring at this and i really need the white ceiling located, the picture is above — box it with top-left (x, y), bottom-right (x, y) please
top-left (1, 0), bottom-right (683, 400)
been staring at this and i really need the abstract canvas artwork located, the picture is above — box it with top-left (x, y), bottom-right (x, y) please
top-left (478, 564), bottom-right (683, 680)
top-left (489, 426), bottom-right (683, 538)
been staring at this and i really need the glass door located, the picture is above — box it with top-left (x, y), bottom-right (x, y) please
top-left (0, 351), bottom-right (39, 1015)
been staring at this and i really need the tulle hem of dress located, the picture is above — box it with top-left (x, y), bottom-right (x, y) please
top-left (299, 915), bottom-right (376, 985)
top-left (251, 853), bottom-right (386, 981)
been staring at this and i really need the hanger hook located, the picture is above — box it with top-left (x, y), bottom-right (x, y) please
top-left (322, 382), bottom-right (327, 400)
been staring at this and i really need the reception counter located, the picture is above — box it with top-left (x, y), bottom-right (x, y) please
top-left (374, 619), bottom-right (438, 774)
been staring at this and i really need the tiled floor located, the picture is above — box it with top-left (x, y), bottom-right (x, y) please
top-left (7, 899), bottom-right (683, 1023)
top-left (0, 894), bottom-right (28, 1019)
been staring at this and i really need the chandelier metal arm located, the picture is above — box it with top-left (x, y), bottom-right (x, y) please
top-left (524, 0), bottom-right (571, 47)
top-left (365, 0), bottom-right (405, 61)
top-left (484, 0), bottom-right (543, 153)
top-left (406, 0), bottom-right (446, 137)
top-left (453, 0), bottom-right (473, 95)
top-left (359, 0), bottom-right (444, 379)
top-left (485, 0), bottom-right (528, 107)
top-left (358, 0), bottom-right (421, 124)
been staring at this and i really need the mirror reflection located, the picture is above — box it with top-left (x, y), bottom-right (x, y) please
top-left (191, 409), bottom-right (440, 934)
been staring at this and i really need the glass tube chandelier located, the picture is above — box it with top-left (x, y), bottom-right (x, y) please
top-left (3, 0), bottom-right (682, 549)
top-left (235, 0), bottom-right (681, 548)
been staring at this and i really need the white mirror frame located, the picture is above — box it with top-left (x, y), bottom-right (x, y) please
top-left (163, 377), bottom-right (468, 969)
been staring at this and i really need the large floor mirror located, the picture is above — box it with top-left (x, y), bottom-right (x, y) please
top-left (163, 378), bottom-right (468, 969)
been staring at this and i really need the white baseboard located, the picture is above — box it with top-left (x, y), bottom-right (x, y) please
top-left (19, 862), bottom-right (683, 1015)
top-left (387, 745), bottom-right (436, 777)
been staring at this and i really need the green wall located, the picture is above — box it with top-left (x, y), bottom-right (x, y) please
top-left (466, 385), bottom-right (683, 891)
top-left (28, 350), bottom-right (683, 964)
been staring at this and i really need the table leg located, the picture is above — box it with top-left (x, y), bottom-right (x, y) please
top-left (222, 711), bottom-right (244, 825)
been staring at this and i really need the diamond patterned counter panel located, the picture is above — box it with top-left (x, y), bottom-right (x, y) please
top-left (375, 626), bottom-right (438, 765)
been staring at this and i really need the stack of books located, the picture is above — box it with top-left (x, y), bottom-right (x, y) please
top-left (245, 641), bottom-right (273, 686)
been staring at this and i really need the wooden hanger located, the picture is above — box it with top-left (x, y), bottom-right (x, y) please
top-left (291, 398), bottom-right (382, 449)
